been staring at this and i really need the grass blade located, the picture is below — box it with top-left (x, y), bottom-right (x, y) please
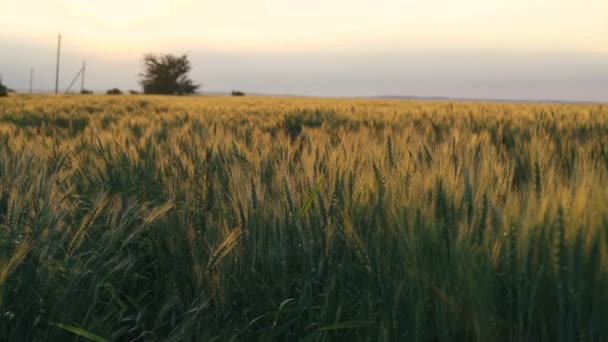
top-left (51, 323), bottom-right (109, 342)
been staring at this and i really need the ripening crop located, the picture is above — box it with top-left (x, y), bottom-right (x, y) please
top-left (0, 95), bottom-right (607, 341)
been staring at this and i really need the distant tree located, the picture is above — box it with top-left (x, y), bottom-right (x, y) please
top-left (0, 81), bottom-right (7, 97)
top-left (231, 90), bottom-right (245, 96)
top-left (80, 89), bottom-right (93, 94)
top-left (139, 54), bottom-right (199, 95)
top-left (106, 88), bottom-right (123, 95)
top-left (128, 90), bottom-right (140, 95)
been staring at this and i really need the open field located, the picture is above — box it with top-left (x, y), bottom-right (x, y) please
top-left (0, 95), bottom-right (607, 341)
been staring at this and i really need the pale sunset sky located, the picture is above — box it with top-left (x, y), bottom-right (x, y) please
top-left (1, 0), bottom-right (607, 101)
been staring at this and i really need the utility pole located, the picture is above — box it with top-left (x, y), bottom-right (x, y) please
top-left (80, 61), bottom-right (86, 92)
top-left (55, 34), bottom-right (62, 94)
top-left (64, 62), bottom-right (87, 94)
top-left (29, 68), bottom-right (34, 94)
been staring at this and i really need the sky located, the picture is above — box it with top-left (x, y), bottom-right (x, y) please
top-left (1, 0), bottom-right (607, 102)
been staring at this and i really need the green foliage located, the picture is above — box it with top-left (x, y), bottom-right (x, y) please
top-left (50, 323), bottom-right (108, 342)
top-left (0, 82), bottom-right (7, 97)
top-left (0, 96), bottom-right (606, 341)
top-left (140, 54), bottom-right (199, 95)
top-left (106, 88), bottom-right (122, 95)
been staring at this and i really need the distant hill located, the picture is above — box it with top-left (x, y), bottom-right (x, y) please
top-left (5, 88), bottom-right (605, 104)
top-left (374, 95), bottom-right (605, 104)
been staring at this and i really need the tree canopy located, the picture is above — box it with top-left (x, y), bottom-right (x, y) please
top-left (0, 81), bottom-right (7, 97)
top-left (139, 54), bottom-right (199, 95)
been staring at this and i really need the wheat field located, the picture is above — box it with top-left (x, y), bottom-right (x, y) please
top-left (0, 95), bottom-right (606, 341)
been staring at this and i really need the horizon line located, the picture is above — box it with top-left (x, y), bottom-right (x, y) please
top-left (6, 88), bottom-right (607, 105)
